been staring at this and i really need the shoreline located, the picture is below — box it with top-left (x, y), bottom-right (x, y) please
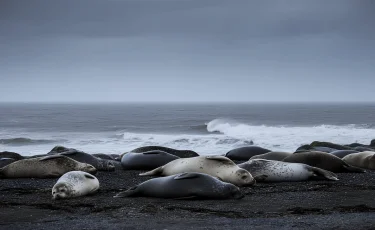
top-left (1, 169), bottom-right (375, 229)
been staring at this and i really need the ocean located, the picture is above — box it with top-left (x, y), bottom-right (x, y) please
top-left (0, 103), bottom-right (374, 156)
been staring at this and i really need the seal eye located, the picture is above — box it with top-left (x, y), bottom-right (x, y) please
top-left (60, 189), bottom-right (66, 192)
top-left (241, 175), bottom-right (247, 180)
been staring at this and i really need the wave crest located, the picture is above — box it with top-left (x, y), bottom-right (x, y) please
top-left (0, 138), bottom-right (64, 146)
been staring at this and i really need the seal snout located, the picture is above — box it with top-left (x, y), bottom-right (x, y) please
top-left (106, 162), bottom-right (116, 171)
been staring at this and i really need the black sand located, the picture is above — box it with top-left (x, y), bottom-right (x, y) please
top-left (1, 169), bottom-right (375, 230)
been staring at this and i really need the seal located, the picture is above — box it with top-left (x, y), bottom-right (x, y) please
top-left (54, 150), bottom-right (115, 171)
top-left (92, 153), bottom-right (117, 161)
top-left (330, 150), bottom-right (359, 158)
top-left (139, 155), bottom-right (255, 187)
top-left (354, 146), bottom-right (375, 152)
top-left (0, 158), bottom-right (16, 168)
top-left (238, 159), bottom-right (338, 182)
top-left (121, 150), bottom-right (179, 170)
top-left (52, 171), bottom-right (100, 200)
top-left (121, 146), bottom-right (199, 159)
top-left (0, 151), bottom-right (25, 160)
top-left (0, 155), bottom-right (97, 178)
top-left (282, 151), bottom-right (364, 173)
top-left (250, 151), bottom-right (293, 161)
top-left (114, 172), bottom-right (244, 200)
top-left (342, 151), bottom-right (375, 170)
top-left (309, 141), bottom-right (352, 150)
top-left (225, 146), bottom-right (271, 161)
top-left (295, 145), bottom-right (337, 153)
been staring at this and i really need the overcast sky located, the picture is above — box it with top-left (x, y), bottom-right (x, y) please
top-left (0, 0), bottom-right (374, 102)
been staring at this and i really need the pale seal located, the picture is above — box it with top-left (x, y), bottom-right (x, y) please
top-left (139, 155), bottom-right (255, 186)
top-left (282, 151), bottom-right (364, 173)
top-left (238, 159), bottom-right (338, 182)
top-left (330, 150), bottom-right (359, 158)
top-left (225, 146), bottom-right (271, 161)
top-left (52, 171), bottom-right (100, 200)
top-left (0, 155), bottom-right (97, 178)
top-left (114, 172), bottom-right (244, 200)
top-left (342, 151), bottom-right (375, 170)
top-left (250, 151), bottom-right (293, 161)
top-left (121, 150), bottom-right (179, 170)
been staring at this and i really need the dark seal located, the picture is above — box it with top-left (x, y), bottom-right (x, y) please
top-left (114, 172), bottom-right (244, 200)
top-left (121, 150), bottom-right (179, 170)
top-left (225, 146), bottom-right (271, 161)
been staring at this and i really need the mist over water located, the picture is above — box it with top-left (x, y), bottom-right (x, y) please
top-left (0, 103), bottom-right (374, 156)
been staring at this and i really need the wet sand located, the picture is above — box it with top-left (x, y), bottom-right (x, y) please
top-left (1, 169), bottom-right (375, 230)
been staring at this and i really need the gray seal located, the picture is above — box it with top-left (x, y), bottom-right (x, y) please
top-left (0, 151), bottom-right (25, 160)
top-left (282, 151), bottom-right (364, 173)
top-left (354, 146), bottom-right (375, 152)
top-left (0, 158), bottom-right (17, 168)
top-left (139, 155), bottom-right (255, 187)
top-left (342, 151), bottom-right (375, 170)
top-left (250, 151), bottom-right (293, 161)
top-left (0, 155), bottom-right (97, 178)
top-left (52, 171), bottom-right (100, 200)
top-left (225, 146), bottom-right (271, 161)
top-left (121, 150), bottom-right (180, 170)
top-left (53, 150), bottom-right (115, 171)
top-left (238, 159), bottom-right (338, 182)
top-left (114, 172), bottom-right (244, 200)
top-left (330, 150), bottom-right (359, 158)
top-left (295, 145), bottom-right (337, 153)
top-left (92, 153), bottom-right (117, 161)
top-left (309, 141), bottom-right (352, 150)
top-left (122, 146), bottom-right (199, 159)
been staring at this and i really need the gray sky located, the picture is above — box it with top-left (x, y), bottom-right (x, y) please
top-left (0, 0), bottom-right (374, 102)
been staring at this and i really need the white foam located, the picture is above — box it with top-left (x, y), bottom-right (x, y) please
top-left (1, 119), bottom-right (374, 156)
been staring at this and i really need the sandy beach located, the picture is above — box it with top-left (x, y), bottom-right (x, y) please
top-left (1, 167), bottom-right (375, 230)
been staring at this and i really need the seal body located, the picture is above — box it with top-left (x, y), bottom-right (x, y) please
top-left (250, 151), bottom-right (293, 161)
top-left (0, 155), bottom-right (97, 178)
top-left (330, 150), bottom-right (359, 158)
top-left (0, 158), bottom-right (16, 168)
top-left (139, 156), bottom-right (255, 186)
top-left (0, 151), bottom-right (25, 160)
top-left (342, 151), bottom-right (375, 170)
top-left (52, 171), bottom-right (99, 199)
top-left (225, 146), bottom-right (271, 161)
top-left (114, 172), bottom-right (244, 200)
top-left (121, 150), bottom-right (179, 170)
top-left (92, 153), bottom-right (117, 161)
top-left (238, 159), bottom-right (338, 182)
top-left (354, 146), bottom-right (375, 152)
top-left (53, 150), bottom-right (115, 171)
top-left (282, 151), bottom-right (364, 173)
top-left (123, 146), bottom-right (199, 159)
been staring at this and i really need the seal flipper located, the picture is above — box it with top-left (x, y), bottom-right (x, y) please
top-left (309, 167), bottom-right (339, 181)
top-left (114, 186), bottom-right (138, 198)
top-left (139, 166), bottom-right (164, 176)
top-left (84, 174), bottom-right (96, 180)
top-left (206, 156), bottom-right (235, 165)
top-left (342, 163), bottom-right (366, 173)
